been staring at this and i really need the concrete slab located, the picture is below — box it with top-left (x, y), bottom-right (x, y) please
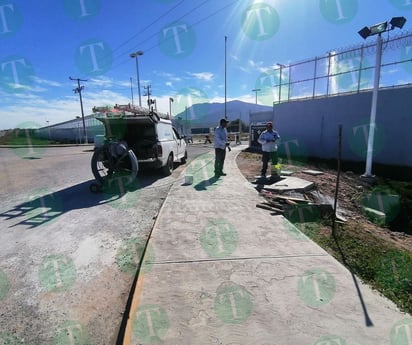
top-left (265, 176), bottom-right (315, 192)
top-left (302, 169), bottom-right (324, 176)
top-left (121, 146), bottom-right (410, 345)
top-left (131, 257), bottom-right (404, 345)
top-left (280, 170), bottom-right (294, 176)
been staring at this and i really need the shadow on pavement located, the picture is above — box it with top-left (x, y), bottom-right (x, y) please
top-left (0, 172), bottom-right (164, 229)
top-left (192, 175), bottom-right (220, 191)
top-left (332, 232), bottom-right (375, 327)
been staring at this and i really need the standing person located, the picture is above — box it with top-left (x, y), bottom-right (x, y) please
top-left (214, 118), bottom-right (229, 177)
top-left (258, 121), bottom-right (281, 178)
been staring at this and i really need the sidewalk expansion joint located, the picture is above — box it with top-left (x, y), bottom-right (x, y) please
top-left (147, 253), bottom-right (329, 266)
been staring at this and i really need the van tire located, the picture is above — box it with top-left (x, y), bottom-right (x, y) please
top-left (162, 154), bottom-right (174, 176)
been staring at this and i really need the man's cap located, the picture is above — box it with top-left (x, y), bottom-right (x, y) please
top-left (220, 118), bottom-right (229, 124)
top-left (266, 121), bottom-right (273, 126)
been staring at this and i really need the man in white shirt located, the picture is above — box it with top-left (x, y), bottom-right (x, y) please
top-left (257, 121), bottom-right (280, 178)
top-left (214, 118), bottom-right (229, 177)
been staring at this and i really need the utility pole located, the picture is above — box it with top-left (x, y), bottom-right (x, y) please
top-left (252, 88), bottom-right (261, 104)
top-left (144, 84), bottom-right (151, 107)
top-left (69, 77), bottom-right (88, 143)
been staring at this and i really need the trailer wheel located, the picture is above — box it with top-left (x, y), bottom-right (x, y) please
top-left (91, 143), bottom-right (138, 186)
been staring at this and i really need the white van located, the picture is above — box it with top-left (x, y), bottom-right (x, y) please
top-left (94, 105), bottom-right (187, 176)
top-left (130, 118), bottom-right (187, 175)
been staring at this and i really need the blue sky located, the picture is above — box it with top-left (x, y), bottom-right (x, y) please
top-left (0, 0), bottom-right (411, 129)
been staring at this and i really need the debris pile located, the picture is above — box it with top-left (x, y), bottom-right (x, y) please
top-left (256, 189), bottom-right (311, 216)
top-left (256, 186), bottom-right (345, 223)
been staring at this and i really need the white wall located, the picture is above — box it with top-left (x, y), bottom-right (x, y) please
top-left (250, 86), bottom-right (412, 168)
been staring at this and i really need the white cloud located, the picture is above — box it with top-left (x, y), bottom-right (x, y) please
top-left (0, 87), bottom-right (132, 129)
top-left (186, 72), bottom-right (214, 81)
top-left (33, 77), bottom-right (63, 88)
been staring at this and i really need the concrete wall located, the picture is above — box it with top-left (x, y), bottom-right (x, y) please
top-left (250, 86), bottom-right (412, 167)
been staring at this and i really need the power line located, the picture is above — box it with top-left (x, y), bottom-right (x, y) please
top-left (107, 0), bottom-right (211, 72)
top-left (77, 0), bottom-right (238, 77)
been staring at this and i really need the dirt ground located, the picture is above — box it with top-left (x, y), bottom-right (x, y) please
top-left (236, 151), bottom-right (412, 254)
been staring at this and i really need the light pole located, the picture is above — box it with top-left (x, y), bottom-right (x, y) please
top-left (46, 120), bottom-right (50, 140)
top-left (251, 88), bottom-right (260, 104)
top-left (224, 36), bottom-right (227, 119)
top-left (130, 77), bottom-right (134, 106)
top-left (169, 97), bottom-right (174, 118)
top-left (276, 63), bottom-right (286, 103)
top-left (358, 16), bottom-right (406, 180)
top-left (130, 51), bottom-right (144, 107)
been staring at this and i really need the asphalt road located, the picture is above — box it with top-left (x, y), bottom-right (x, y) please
top-left (0, 144), bottom-right (211, 345)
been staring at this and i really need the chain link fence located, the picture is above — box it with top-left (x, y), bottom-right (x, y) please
top-left (270, 31), bottom-right (412, 104)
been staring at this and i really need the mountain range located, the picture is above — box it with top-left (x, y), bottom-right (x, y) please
top-left (172, 100), bottom-right (271, 128)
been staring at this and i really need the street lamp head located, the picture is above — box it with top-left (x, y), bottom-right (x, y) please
top-left (370, 21), bottom-right (388, 35)
top-left (358, 21), bottom-right (388, 39)
top-left (359, 17), bottom-right (407, 39)
top-left (358, 26), bottom-right (371, 39)
top-left (130, 51), bottom-right (144, 58)
top-left (390, 16), bottom-right (407, 29)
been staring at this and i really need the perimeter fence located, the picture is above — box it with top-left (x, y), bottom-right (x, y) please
top-left (259, 31), bottom-right (412, 105)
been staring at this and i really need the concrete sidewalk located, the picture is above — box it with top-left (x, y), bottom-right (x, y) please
top-left (123, 145), bottom-right (410, 345)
